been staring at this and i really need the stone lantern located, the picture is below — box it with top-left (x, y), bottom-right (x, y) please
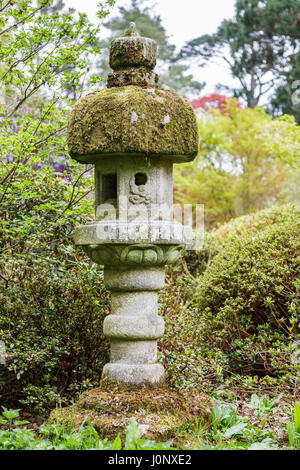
top-left (67, 23), bottom-right (199, 391)
top-left (54, 23), bottom-right (210, 440)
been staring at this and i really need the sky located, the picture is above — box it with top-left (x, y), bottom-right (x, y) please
top-left (66, 0), bottom-right (237, 96)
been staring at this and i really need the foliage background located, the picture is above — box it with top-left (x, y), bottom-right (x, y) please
top-left (0, 0), bottom-right (299, 413)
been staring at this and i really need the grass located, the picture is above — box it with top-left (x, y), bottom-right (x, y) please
top-left (0, 394), bottom-right (299, 450)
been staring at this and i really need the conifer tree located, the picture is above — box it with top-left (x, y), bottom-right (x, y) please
top-left (180, 0), bottom-right (300, 115)
top-left (95, 0), bottom-right (204, 96)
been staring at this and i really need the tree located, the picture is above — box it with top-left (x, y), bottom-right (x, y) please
top-left (191, 93), bottom-right (241, 113)
top-left (269, 55), bottom-right (300, 124)
top-left (0, 0), bottom-right (116, 409)
top-left (174, 102), bottom-right (300, 227)
top-left (0, 0), bottom-right (116, 284)
top-left (180, 0), bottom-right (300, 111)
top-left (0, 0), bottom-right (117, 277)
top-left (95, 0), bottom-right (205, 96)
top-left (0, 0), bottom-right (115, 114)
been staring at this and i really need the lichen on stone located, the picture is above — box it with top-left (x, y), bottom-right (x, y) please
top-left (68, 86), bottom-right (199, 163)
top-left (107, 67), bottom-right (158, 88)
top-left (109, 36), bottom-right (157, 70)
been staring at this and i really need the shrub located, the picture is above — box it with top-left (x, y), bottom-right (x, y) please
top-left (0, 167), bottom-right (110, 412)
top-left (0, 261), bottom-right (110, 412)
top-left (160, 204), bottom-right (300, 393)
top-left (186, 204), bottom-right (300, 276)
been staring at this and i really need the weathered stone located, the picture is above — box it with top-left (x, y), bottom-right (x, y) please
top-left (103, 314), bottom-right (164, 340)
top-left (49, 388), bottom-right (211, 444)
top-left (104, 267), bottom-right (165, 291)
top-left (101, 364), bottom-right (165, 389)
top-left (67, 86), bottom-right (199, 162)
top-left (66, 24), bottom-right (199, 389)
top-left (109, 32), bottom-right (157, 70)
top-left (107, 67), bottom-right (158, 88)
top-left (111, 291), bottom-right (158, 316)
top-left (102, 266), bottom-right (165, 388)
top-left (81, 243), bottom-right (184, 266)
top-left (110, 339), bottom-right (157, 363)
top-left (109, 37), bottom-right (157, 69)
top-left (68, 23), bottom-right (199, 164)
top-left (77, 388), bottom-right (189, 413)
top-left (75, 223), bottom-right (191, 246)
top-left (107, 23), bottom-right (158, 88)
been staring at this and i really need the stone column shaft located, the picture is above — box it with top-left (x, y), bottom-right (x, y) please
top-left (101, 267), bottom-right (165, 388)
top-left (67, 23), bottom-right (199, 391)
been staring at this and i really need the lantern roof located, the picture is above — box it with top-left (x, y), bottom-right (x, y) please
top-left (67, 24), bottom-right (199, 163)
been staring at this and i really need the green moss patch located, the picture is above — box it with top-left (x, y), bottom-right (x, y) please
top-left (50, 387), bottom-right (210, 442)
top-left (77, 387), bottom-right (189, 414)
top-left (67, 86), bottom-right (199, 163)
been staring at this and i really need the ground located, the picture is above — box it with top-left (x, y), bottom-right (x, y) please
top-left (1, 386), bottom-right (296, 450)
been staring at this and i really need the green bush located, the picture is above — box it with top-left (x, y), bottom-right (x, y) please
top-left (0, 167), bottom-right (110, 412)
top-left (160, 204), bottom-right (300, 392)
top-left (185, 204), bottom-right (300, 276)
top-left (1, 196), bottom-right (298, 411)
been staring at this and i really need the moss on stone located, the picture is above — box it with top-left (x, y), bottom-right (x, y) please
top-left (77, 387), bottom-right (189, 414)
top-left (50, 407), bottom-right (186, 442)
top-left (99, 369), bottom-right (165, 391)
top-left (109, 37), bottom-right (157, 70)
top-left (107, 67), bottom-right (158, 88)
top-left (122, 28), bottom-right (133, 37)
top-left (49, 387), bottom-right (211, 443)
top-left (67, 86), bottom-right (199, 164)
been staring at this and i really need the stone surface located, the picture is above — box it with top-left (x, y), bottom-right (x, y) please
top-left (67, 19), bottom-right (199, 162)
top-left (66, 24), bottom-right (199, 390)
top-left (76, 223), bottom-right (191, 247)
top-left (109, 30), bottom-right (157, 70)
top-left (81, 243), bottom-right (184, 267)
top-left (67, 86), bottom-right (199, 162)
top-left (104, 267), bottom-right (165, 291)
top-left (107, 67), bottom-right (158, 88)
top-left (107, 22), bottom-right (158, 88)
top-left (110, 339), bottom-right (158, 363)
top-left (94, 155), bottom-right (174, 219)
top-left (49, 388), bottom-right (211, 444)
top-left (101, 267), bottom-right (165, 389)
top-left (103, 314), bottom-right (164, 339)
top-left (110, 291), bottom-right (158, 316)
top-left (101, 364), bottom-right (165, 389)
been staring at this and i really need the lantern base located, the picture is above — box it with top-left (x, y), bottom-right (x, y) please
top-left (49, 387), bottom-right (211, 445)
top-left (100, 363), bottom-right (165, 390)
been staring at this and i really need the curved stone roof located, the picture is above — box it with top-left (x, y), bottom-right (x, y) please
top-left (68, 85), bottom-right (199, 163)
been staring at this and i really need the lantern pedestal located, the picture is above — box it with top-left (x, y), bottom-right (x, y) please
top-left (51, 23), bottom-right (212, 442)
top-left (75, 222), bottom-right (190, 389)
top-left (101, 264), bottom-right (166, 389)
top-left (50, 387), bottom-right (210, 445)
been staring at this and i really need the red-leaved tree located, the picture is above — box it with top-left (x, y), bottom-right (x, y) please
top-left (191, 93), bottom-right (241, 113)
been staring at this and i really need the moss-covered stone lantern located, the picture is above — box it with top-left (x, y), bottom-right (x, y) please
top-left (50, 23), bottom-right (211, 441)
top-left (68, 22), bottom-right (198, 390)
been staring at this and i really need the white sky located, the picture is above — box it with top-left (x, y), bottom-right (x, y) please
top-left (66, 0), bottom-right (237, 96)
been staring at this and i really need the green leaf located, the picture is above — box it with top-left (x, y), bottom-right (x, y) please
top-left (222, 422), bottom-right (248, 438)
top-left (2, 409), bottom-right (20, 420)
top-left (124, 418), bottom-right (141, 450)
top-left (113, 435), bottom-right (122, 450)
